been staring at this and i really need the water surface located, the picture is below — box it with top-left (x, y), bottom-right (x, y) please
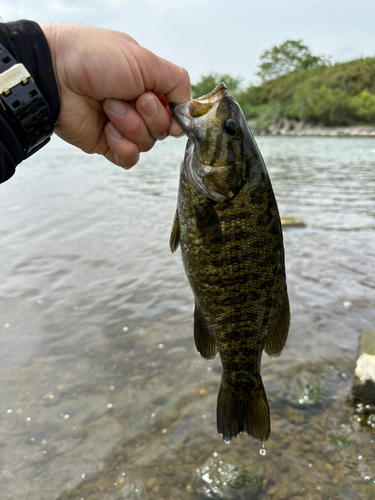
top-left (0, 136), bottom-right (374, 499)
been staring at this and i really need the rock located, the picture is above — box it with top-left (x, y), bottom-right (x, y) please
top-left (122, 479), bottom-right (148, 499)
top-left (287, 371), bottom-right (321, 408)
top-left (281, 217), bottom-right (306, 229)
top-left (283, 405), bottom-right (310, 424)
top-left (194, 456), bottom-right (262, 499)
top-left (351, 330), bottom-right (375, 406)
top-left (338, 470), bottom-right (375, 500)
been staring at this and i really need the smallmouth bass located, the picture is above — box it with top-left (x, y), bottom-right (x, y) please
top-left (169, 83), bottom-right (290, 442)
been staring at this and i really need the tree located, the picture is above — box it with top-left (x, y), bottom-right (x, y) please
top-left (257, 40), bottom-right (330, 82)
top-left (191, 73), bottom-right (243, 99)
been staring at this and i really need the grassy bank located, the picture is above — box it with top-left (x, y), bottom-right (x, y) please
top-left (225, 58), bottom-right (375, 129)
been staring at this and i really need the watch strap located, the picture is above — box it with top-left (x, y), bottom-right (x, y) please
top-left (0, 43), bottom-right (54, 158)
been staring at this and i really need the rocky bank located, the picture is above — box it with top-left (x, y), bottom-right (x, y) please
top-left (250, 118), bottom-right (375, 137)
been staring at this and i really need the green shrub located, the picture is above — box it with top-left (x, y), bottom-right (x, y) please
top-left (350, 89), bottom-right (375, 122)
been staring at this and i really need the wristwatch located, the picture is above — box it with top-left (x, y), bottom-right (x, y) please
top-left (0, 42), bottom-right (54, 158)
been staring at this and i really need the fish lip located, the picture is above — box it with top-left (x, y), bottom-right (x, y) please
top-left (169, 82), bottom-right (228, 132)
top-left (193, 82), bottom-right (227, 103)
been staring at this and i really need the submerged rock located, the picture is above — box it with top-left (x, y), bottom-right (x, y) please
top-left (122, 479), bottom-right (148, 499)
top-left (281, 217), bottom-right (306, 229)
top-left (351, 330), bottom-right (375, 406)
top-left (338, 469), bottom-right (375, 500)
top-left (287, 371), bottom-right (321, 408)
top-left (194, 455), bottom-right (262, 499)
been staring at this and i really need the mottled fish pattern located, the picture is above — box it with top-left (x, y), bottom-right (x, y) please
top-left (169, 83), bottom-right (290, 442)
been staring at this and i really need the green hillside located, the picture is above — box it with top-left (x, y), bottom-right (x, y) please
top-left (193, 57), bottom-right (375, 129)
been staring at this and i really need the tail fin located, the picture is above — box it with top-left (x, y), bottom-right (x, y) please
top-left (217, 378), bottom-right (270, 442)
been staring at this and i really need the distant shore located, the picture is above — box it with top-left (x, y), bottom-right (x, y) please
top-left (249, 118), bottom-right (375, 137)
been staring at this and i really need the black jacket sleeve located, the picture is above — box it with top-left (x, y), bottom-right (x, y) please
top-left (0, 20), bottom-right (60, 184)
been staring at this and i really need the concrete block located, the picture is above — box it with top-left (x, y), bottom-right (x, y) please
top-left (351, 330), bottom-right (375, 406)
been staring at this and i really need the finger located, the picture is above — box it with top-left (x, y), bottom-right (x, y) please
top-left (169, 117), bottom-right (185, 138)
top-left (104, 122), bottom-right (140, 169)
top-left (136, 93), bottom-right (172, 141)
top-left (135, 47), bottom-right (191, 104)
top-left (103, 98), bottom-right (156, 152)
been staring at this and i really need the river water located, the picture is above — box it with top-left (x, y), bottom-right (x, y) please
top-left (0, 135), bottom-right (374, 500)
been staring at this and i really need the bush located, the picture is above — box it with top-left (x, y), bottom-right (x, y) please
top-left (350, 89), bottom-right (375, 123)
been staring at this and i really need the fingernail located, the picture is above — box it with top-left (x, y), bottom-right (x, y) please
top-left (141, 96), bottom-right (159, 118)
top-left (106, 98), bottom-right (126, 115)
top-left (108, 122), bottom-right (123, 139)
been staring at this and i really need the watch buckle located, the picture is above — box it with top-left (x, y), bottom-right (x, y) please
top-left (0, 63), bottom-right (31, 96)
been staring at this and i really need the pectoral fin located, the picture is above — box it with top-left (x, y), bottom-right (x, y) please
top-left (194, 200), bottom-right (223, 244)
top-left (169, 209), bottom-right (180, 253)
top-left (194, 303), bottom-right (217, 360)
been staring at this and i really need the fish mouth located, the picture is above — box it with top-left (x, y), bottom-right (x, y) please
top-left (170, 82), bottom-right (227, 131)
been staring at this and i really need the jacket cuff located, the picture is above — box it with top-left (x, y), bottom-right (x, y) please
top-left (0, 20), bottom-right (60, 122)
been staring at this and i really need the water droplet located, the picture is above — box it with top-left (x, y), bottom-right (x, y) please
top-left (343, 301), bottom-right (352, 309)
top-left (213, 452), bottom-right (218, 457)
top-left (224, 438), bottom-right (231, 444)
top-left (358, 455), bottom-right (363, 460)
top-left (364, 476), bottom-right (371, 481)
top-left (109, 386), bottom-right (115, 391)
top-left (122, 472), bottom-right (126, 477)
top-left (308, 463), bottom-right (312, 467)
top-left (122, 326), bottom-right (129, 332)
top-left (207, 367), bottom-right (212, 372)
top-left (48, 394), bottom-right (54, 400)
top-left (26, 417), bottom-right (31, 422)
top-left (43, 450), bottom-right (47, 454)
top-left (259, 446), bottom-right (266, 456)
top-left (106, 403), bottom-right (114, 410)
top-left (30, 437), bottom-right (35, 442)
top-left (81, 473), bottom-right (87, 479)
top-left (150, 413), bottom-right (156, 419)
top-left (158, 344), bottom-right (164, 349)
top-left (202, 414), bottom-right (207, 419)
top-left (162, 428), bottom-right (167, 434)
top-left (6, 409), bottom-right (12, 414)
top-left (135, 489), bottom-right (139, 493)
top-left (114, 482), bottom-right (117, 486)
top-left (4, 323), bottom-right (10, 328)
top-left (63, 414), bottom-right (70, 419)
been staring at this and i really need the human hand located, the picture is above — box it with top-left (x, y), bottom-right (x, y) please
top-left (41, 24), bottom-right (190, 169)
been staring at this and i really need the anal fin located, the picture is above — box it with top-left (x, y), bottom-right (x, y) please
top-left (194, 303), bottom-right (217, 360)
top-left (264, 286), bottom-right (290, 358)
top-left (169, 209), bottom-right (180, 253)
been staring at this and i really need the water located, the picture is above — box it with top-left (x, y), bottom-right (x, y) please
top-left (0, 135), bottom-right (374, 499)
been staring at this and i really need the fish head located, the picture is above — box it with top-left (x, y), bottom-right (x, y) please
top-left (170, 83), bottom-right (258, 201)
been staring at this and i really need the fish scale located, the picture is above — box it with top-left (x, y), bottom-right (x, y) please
top-left (169, 83), bottom-right (290, 442)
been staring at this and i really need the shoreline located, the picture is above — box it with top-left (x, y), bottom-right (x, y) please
top-left (249, 118), bottom-right (375, 137)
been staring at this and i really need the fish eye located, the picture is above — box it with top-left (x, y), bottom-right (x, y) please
top-left (223, 119), bottom-right (238, 137)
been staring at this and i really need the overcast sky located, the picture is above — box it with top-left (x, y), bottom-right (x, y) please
top-left (1, 0), bottom-right (374, 86)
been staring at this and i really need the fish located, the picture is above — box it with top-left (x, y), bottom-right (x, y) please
top-left (169, 83), bottom-right (290, 442)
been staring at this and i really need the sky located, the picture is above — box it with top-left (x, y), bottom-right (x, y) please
top-left (1, 0), bottom-right (375, 86)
